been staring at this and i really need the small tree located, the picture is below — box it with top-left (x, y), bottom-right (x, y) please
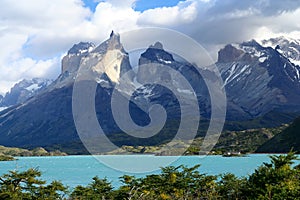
top-left (0, 168), bottom-right (67, 199)
top-left (245, 151), bottom-right (300, 199)
top-left (70, 176), bottom-right (113, 200)
top-left (217, 173), bottom-right (247, 200)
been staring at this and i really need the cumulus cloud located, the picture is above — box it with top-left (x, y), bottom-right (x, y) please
top-left (0, 56), bottom-right (60, 94)
top-left (1, 0), bottom-right (300, 94)
top-left (174, 0), bottom-right (300, 51)
top-left (204, 0), bottom-right (300, 17)
top-left (137, 1), bottom-right (198, 26)
top-left (0, 0), bottom-right (92, 94)
top-left (90, 1), bottom-right (140, 37)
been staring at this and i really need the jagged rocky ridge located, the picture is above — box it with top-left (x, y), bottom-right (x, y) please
top-left (0, 78), bottom-right (52, 108)
top-left (217, 40), bottom-right (300, 120)
top-left (0, 32), bottom-right (299, 153)
top-left (261, 36), bottom-right (300, 66)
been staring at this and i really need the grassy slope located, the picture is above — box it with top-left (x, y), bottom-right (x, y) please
top-left (0, 145), bottom-right (67, 157)
top-left (2, 116), bottom-right (297, 155)
top-left (256, 117), bottom-right (300, 153)
top-left (105, 124), bottom-right (288, 155)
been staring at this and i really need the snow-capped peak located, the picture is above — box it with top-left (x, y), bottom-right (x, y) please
top-left (260, 36), bottom-right (300, 66)
top-left (67, 42), bottom-right (95, 55)
top-left (217, 40), bottom-right (269, 64)
top-left (0, 78), bottom-right (53, 107)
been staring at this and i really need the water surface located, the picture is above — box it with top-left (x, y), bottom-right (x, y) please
top-left (0, 154), bottom-right (295, 188)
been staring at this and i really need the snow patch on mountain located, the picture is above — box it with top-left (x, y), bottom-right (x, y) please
top-left (0, 107), bottom-right (7, 112)
top-left (261, 36), bottom-right (300, 66)
top-left (0, 78), bottom-right (52, 107)
top-left (290, 59), bottom-right (300, 66)
top-left (159, 58), bottom-right (172, 64)
top-left (25, 83), bottom-right (43, 91)
top-left (177, 88), bottom-right (193, 95)
top-left (259, 57), bottom-right (267, 63)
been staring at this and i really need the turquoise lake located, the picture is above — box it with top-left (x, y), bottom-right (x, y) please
top-left (0, 154), bottom-right (298, 189)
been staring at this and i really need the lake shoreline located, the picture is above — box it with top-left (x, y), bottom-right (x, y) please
top-left (2, 154), bottom-right (299, 189)
top-left (10, 152), bottom-right (296, 159)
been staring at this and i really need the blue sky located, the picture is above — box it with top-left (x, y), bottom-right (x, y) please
top-left (134, 0), bottom-right (182, 11)
top-left (83, 0), bottom-right (182, 12)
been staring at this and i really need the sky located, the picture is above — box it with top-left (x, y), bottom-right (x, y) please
top-left (0, 0), bottom-right (300, 95)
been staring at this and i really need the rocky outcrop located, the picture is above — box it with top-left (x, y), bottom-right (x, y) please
top-left (0, 78), bottom-right (52, 107)
top-left (261, 36), bottom-right (300, 65)
top-left (217, 44), bottom-right (244, 63)
top-left (61, 42), bottom-right (95, 74)
top-left (217, 39), bottom-right (300, 119)
top-left (56, 31), bottom-right (132, 88)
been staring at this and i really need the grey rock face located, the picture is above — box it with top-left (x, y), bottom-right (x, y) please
top-left (0, 33), bottom-right (300, 152)
top-left (0, 31), bottom-right (135, 150)
top-left (261, 36), bottom-right (300, 65)
top-left (217, 44), bottom-right (244, 63)
top-left (218, 39), bottom-right (300, 119)
top-left (0, 78), bottom-right (52, 107)
top-left (137, 42), bottom-right (175, 83)
top-left (136, 42), bottom-right (210, 118)
top-left (54, 31), bottom-right (132, 89)
top-left (67, 42), bottom-right (95, 55)
top-left (58, 42), bottom-right (95, 87)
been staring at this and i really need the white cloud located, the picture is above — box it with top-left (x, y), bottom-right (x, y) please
top-left (1, 0), bottom-right (300, 95)
top-left (105, 0), bottom-right (137, 8)
top-left (91, 1), bottom-right (140, 37)
top-left (220, 7), bottom-right (260, 19)
top-left (174, 0), bottom-right (300, 48)
top-left (0, 0), bottom-right (92, 95)
top-left (263, 8), bottom-right (300, 34)
top-left (0, 57), bottom-right (60, 94)
top-left (138, 1), bottom-right (198, 26)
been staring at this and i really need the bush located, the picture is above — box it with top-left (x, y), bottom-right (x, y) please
top-left (0, 168), bottom-right (67, 199)
top-left (1, 152), bottom-right (300, 199)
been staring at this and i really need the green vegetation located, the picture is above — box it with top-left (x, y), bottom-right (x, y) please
top-left (106, 124), bottom-right (287, 155)
top-left (1, 152), bottom-right (299, 199)
top-left (0, 168), bottom-right (67, 199)
top-left (257, 117), bottom-right (300, 153)
top-left (0, 145), bottom-right (67, 158)
top-left (0, 118), bottom-right (293, 157)
top-left (212, 124), bottom-right (287, 154)
top-left (0, 155), bottom-right (15, 161)
top-left (42, 115), bottom-right (298, 155)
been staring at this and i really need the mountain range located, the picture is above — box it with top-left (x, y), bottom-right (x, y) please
top-left (221, 39), bottom-right (300, 115)
top-left (0, 78), bottom-right (52, 108)
top-left (0, 32), bottom-right (299, 153)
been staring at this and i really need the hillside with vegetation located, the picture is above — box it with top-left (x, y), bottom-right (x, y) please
top-left (106, 124), bottom-right (288, 155)
top-left (257, 117), bottom-right (300, 153)
top-left (0, 146), bottom-right (67, 160)
top-left (0, 120), bottom-right (295, 157)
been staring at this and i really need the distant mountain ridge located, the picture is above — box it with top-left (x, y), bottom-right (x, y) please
top-left (261, 36), bottom-right (300, 66)
top-left (0, 78), bottom-right (52, 108)
top-left (0, 33), bottom-right (299, 153)
top-left (0, 32), bottom-right (136, 151)
top-left (217, 39), bottom-right (300, 120)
